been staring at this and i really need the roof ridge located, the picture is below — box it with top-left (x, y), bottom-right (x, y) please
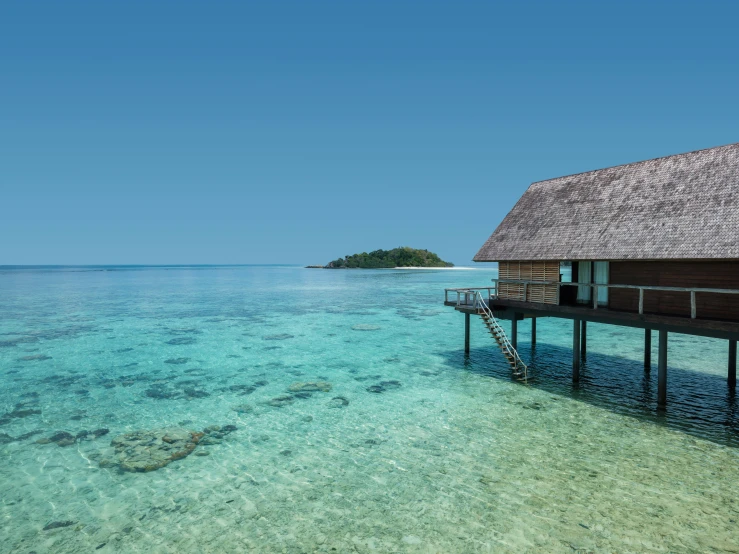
top-left (531, 141), bottom-right (739, 185)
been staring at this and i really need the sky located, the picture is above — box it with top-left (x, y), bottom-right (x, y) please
top-left (2, 0), bottom-right (739, 266)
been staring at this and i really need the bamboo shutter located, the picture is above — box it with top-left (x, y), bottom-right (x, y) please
top-left (498, 261), bottom-right (559, 305)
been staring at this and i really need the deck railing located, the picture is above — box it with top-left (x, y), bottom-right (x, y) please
top-left (491, 279), bottom-right (739, 319)
top-left (444, 286), bottom-right (497, 307)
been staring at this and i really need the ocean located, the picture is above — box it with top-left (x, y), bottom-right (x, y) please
top-left (1, 265), bottom-right (737, 553)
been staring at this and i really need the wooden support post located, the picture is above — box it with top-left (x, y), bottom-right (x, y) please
top-left (511, 313), bottom-right (518, 351)
top-left (729, 340), bottom-right (737, 389)
top-left (464, 313), bottom-right (470, 355)
top-left (580, 320), bottom-right (587, 359)
top-left (644, 329), bottom-right (651, 371)
top-left (573, 319), bottom-right (581, 382)
top-left (531, 317), bottom-right (536, 347)
top-left (658, 330), bottom-right (668, 408)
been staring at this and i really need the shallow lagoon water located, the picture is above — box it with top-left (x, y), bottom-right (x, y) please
top-left (1, 266), bottom-right (738, 553)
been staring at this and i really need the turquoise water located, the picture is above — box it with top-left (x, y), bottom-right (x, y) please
top-left (1, 266), bottom-right (738, 553)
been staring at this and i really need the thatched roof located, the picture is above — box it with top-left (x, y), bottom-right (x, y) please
top-left (474, 142), bottom-right (739, 262)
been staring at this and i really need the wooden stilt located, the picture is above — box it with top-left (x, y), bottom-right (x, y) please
top-left (658, 330), bottom-right (668, 408)
top-left (729, 339), bottom-right (737, 388)
top-left (531, 317), bottom-right (536, 347)
top-left (573, 319), bottom-right (581, 382)
top-left (464, 313), bottom-right (470, 355)
top-left (581, 320), bottom-right (587, 359)
top-left (511, 313), bottom-right (518, 351)
top-left (644, 329), bottom-right (651, 371)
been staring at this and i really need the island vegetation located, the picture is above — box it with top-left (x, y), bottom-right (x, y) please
top-left (310, 247), bottom-right (454, 269)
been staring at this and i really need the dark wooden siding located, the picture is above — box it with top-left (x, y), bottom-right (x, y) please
top-left (610, 261), bottom-right (739, 321)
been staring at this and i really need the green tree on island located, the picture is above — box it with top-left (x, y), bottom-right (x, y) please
top-left (325, 247), bottom-right (453, 268)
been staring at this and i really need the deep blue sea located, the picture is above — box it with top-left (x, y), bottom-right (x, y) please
top-left (1, 265), bottom-right (738, 553)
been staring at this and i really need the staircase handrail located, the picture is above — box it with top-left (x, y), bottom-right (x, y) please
top-left (473, 291), bottom-right (528, 382)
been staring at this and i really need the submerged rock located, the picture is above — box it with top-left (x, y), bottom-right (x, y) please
top-left (165, 337), bottom-right (197, 346)
top-left (11, 408), bottom-right (42, 418)
top-left (328, 396), bottom-right (350, 408)
top-left (367, 380), bottom-right (401, 394)
top-left (288, 382), bottom-right (332, 393)
top-left (267, 395), bottom-right (295, 408)
top-left (43, 520), bottom-right (77, 531)
top-left (144, 386), bottom-right (182, 400)
top-left (0, 406), bottom-right (42, 424)
top-left (109, 428), bottom-right (204, 472)
top-left (15, 430), bottom-right (42, 441)
top-left (183, 388), bottom-right (210, 399)
top-left (165, 357), bottom-right (190, 365)
top-left (47, 431), bottom-right (76, 446)
top-left (228, 384), bottom-right (256, 395)
top-left (200, 424), bottom-right (237, 445)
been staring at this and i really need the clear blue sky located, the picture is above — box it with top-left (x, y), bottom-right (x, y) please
top-left (2, 1), bottom-right (738, 265)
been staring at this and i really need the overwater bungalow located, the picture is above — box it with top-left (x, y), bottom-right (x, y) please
top-left (446, 142), bottom-right (739, 407)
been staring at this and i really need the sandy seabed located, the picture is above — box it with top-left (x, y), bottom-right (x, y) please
top-left (1, 266), bottom-right (738, 553)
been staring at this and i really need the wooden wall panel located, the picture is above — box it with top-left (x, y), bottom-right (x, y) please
top-left (498, 261), bottom-right (559, 305)
top-left (610, 261), bottom-right (739, 321)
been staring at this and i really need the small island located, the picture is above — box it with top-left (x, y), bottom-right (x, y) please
top-left (308, 247), bottom-right (454, 269)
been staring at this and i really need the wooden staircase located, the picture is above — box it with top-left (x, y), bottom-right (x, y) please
top-left (472, 291), bottom-right (529, 382)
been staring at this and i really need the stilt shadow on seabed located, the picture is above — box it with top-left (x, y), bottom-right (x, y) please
top-left (439, 340), bottom-right (739, 448)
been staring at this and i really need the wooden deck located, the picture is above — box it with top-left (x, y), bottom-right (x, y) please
top-left (444, 298), bottom-right (739, 340)
top-left (444, 283), bottom-right (739, 340)
top-left (444, 287), bottom-right (738, 408)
